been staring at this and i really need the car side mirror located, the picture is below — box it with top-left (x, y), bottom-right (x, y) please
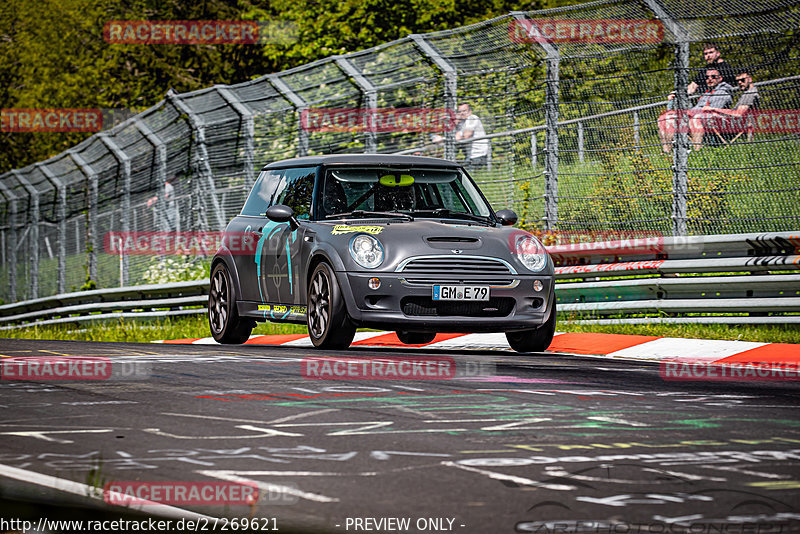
top-left (495, 209), bottom-right (518, 226)
top-left (266, 204), bottom-right (299, 230)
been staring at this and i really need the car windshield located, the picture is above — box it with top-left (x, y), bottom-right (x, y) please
top-left (320, 167), bottom-right (494, 222)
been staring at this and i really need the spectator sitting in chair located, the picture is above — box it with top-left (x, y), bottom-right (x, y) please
top-left (666, 43), bottom-right (737, 102)
top-left (686, 68), bottom-right (740, 151)
top-left (687, 69), bottom-right (760, 146)
top-left (658, 67), bottom-right (734, 153)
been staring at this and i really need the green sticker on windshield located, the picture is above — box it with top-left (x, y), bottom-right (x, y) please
top-left (379, 174), bottom-right (414, 187)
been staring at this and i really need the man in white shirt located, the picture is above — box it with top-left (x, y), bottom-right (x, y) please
top-left (455, 103), bottom-right (489, 168)
top-left (432, 103), bottom-right (489, 168)
top-left (146, 179), bottom-right (181, 232)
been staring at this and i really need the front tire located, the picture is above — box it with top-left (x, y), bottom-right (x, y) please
top-left (307, 262), bottom-right (356, 349)
top-left (506, 301), bottom-right (556, 353)
top-left (396, 331), bottom-right (436, 345)
top-left (209, 262), bottom-right (254, 344)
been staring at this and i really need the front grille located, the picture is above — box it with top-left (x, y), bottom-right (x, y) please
top-left (401, 296), bottom-right (515, 317)
top-left (398, 256), bottom-right (514, 275)
top-left (403, 277), bottom-right (515, 287)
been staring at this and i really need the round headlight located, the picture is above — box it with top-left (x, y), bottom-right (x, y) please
top-left (349, 234), bottom-right (384, 268)
top-left (515, 235), bottom-right (548, 272)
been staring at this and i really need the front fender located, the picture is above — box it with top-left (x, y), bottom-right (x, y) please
top-left (211, 249), bottom-right (243, 301)
top-left (306, 243), bottom-right (363, 322)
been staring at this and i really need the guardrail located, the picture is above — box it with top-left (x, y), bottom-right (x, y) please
top-left (0, 280), bottom-right (208, 330)
top-left (0, 232), bottom-right (798, 330)
top-left (552, 231), bottom-right (800, 324)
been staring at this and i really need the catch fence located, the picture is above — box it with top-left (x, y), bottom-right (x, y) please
top-left (1, 0), bottom-right (798, 303)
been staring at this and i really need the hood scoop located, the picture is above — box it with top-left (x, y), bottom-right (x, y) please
top-left (426, 236), bottom-right (479, 243)
top-left (425, 236), bottom-right (482, 250)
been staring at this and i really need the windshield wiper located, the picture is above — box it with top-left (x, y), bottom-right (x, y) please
top-left (325, 210), bottom-right (413, 221)
top-left (414, 208), bottom-right (494, 225)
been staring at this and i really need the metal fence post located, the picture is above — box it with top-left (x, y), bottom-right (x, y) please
top-left (98, 134), bottom-right (131, 286)
top-left (411, 34), bottom-right (457, 162)
top-left (577, 121), bottom-right (584, 163)
top-left (216, 86), bottom-right (256, 188)
top-left (12, 171), bottom-right (39, 299)
top-left (37, 164), bottom-right (67, 295)
top-left (167, 91), bottom-right (227, 231)
top-left (269, 75), bottom-right (309, 157)
top-left (511, 13), bottom-right (560, 230)
top-left (134, 117), bottom-right (169, 233)
top-left (0, 180), bottom-right (17, 302)
top-left (672, 42), bottom-right (690, 236)
top-left (642, 0), bottom-right (690, 236)
top-left (544, 54), bottom-right (560, 231)
top-left (335, 56), bottom-right (378, 152)
top-left (69, 151), bottom-right (98, 284)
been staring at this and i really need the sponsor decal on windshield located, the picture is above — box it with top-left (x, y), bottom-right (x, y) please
top-left (331, 225), bottom-right (384, 235)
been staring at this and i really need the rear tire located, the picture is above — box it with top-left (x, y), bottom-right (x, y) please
top-left (209, 262), bottom-right (254, 344)
top-left (396, 331), bottom-right (436, 345)
top-left (307, 262), bottom-right (356, 349)
top-left (506, 301), bottom-right (556, 353)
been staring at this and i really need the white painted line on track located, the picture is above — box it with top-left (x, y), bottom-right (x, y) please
top-left (424, 333), bottom-right (512, 350)
top-left (607, 337), bottom-right (769, 362)
top-left (196, 470), bottom-right (340, 502)
top-left (191, 337), bottom-right (221, 345)
top-left (282, 331), bottom-right (379, 347)
top-left (0, 463), bottom-right (214, 520)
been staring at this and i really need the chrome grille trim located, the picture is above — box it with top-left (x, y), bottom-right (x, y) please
top-left (399, 278), bottom-right (519, 288)
top-left (395, 255), bottom-right (517, 275)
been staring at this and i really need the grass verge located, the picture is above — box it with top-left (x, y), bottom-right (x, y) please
top-left (1, 314), bottom-right (797, 344)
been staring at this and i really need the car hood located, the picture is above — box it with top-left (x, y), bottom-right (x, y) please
top-left (312, 219), bottom-right (549, 274)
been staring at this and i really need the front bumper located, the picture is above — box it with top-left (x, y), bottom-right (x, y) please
top-left (337, 271), bottom-right (554, 333)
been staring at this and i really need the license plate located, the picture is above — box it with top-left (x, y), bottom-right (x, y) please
top-left (432, 285), bottom-right (490, 301)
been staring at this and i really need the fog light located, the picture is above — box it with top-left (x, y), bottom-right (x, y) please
top-left (533, 280), bottom-right (543, 292)
top-left (369, 277), bottom-right (381, 290)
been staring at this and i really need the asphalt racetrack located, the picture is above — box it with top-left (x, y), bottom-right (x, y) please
top-left (1, 338), bottom-right (799, 533)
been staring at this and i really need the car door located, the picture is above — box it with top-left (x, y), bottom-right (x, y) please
top-left (258, 166), bottom-right (316, 307)
top-left (234, 168), bottom-right (283, 303)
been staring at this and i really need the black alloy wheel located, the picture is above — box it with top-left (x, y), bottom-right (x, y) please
top-left (209, 262), bottom-right (254, 344)
top-left (307, 262), bottom-right (356, 349)
top-left (505, 300), bottom-right (557, 353)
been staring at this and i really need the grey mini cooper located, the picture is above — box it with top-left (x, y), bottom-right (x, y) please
top-left (208, 154), bottom-right (555, 352)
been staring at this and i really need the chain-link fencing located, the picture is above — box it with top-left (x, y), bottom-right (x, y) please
top-left (1, 0), bottom-right (798, 303)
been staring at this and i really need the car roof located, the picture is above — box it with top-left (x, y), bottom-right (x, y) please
top-left (261, 154), bottom-right (463, 170)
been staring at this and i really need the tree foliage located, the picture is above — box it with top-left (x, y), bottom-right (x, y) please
top-left (1, 0), bottom-right (594, 173)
